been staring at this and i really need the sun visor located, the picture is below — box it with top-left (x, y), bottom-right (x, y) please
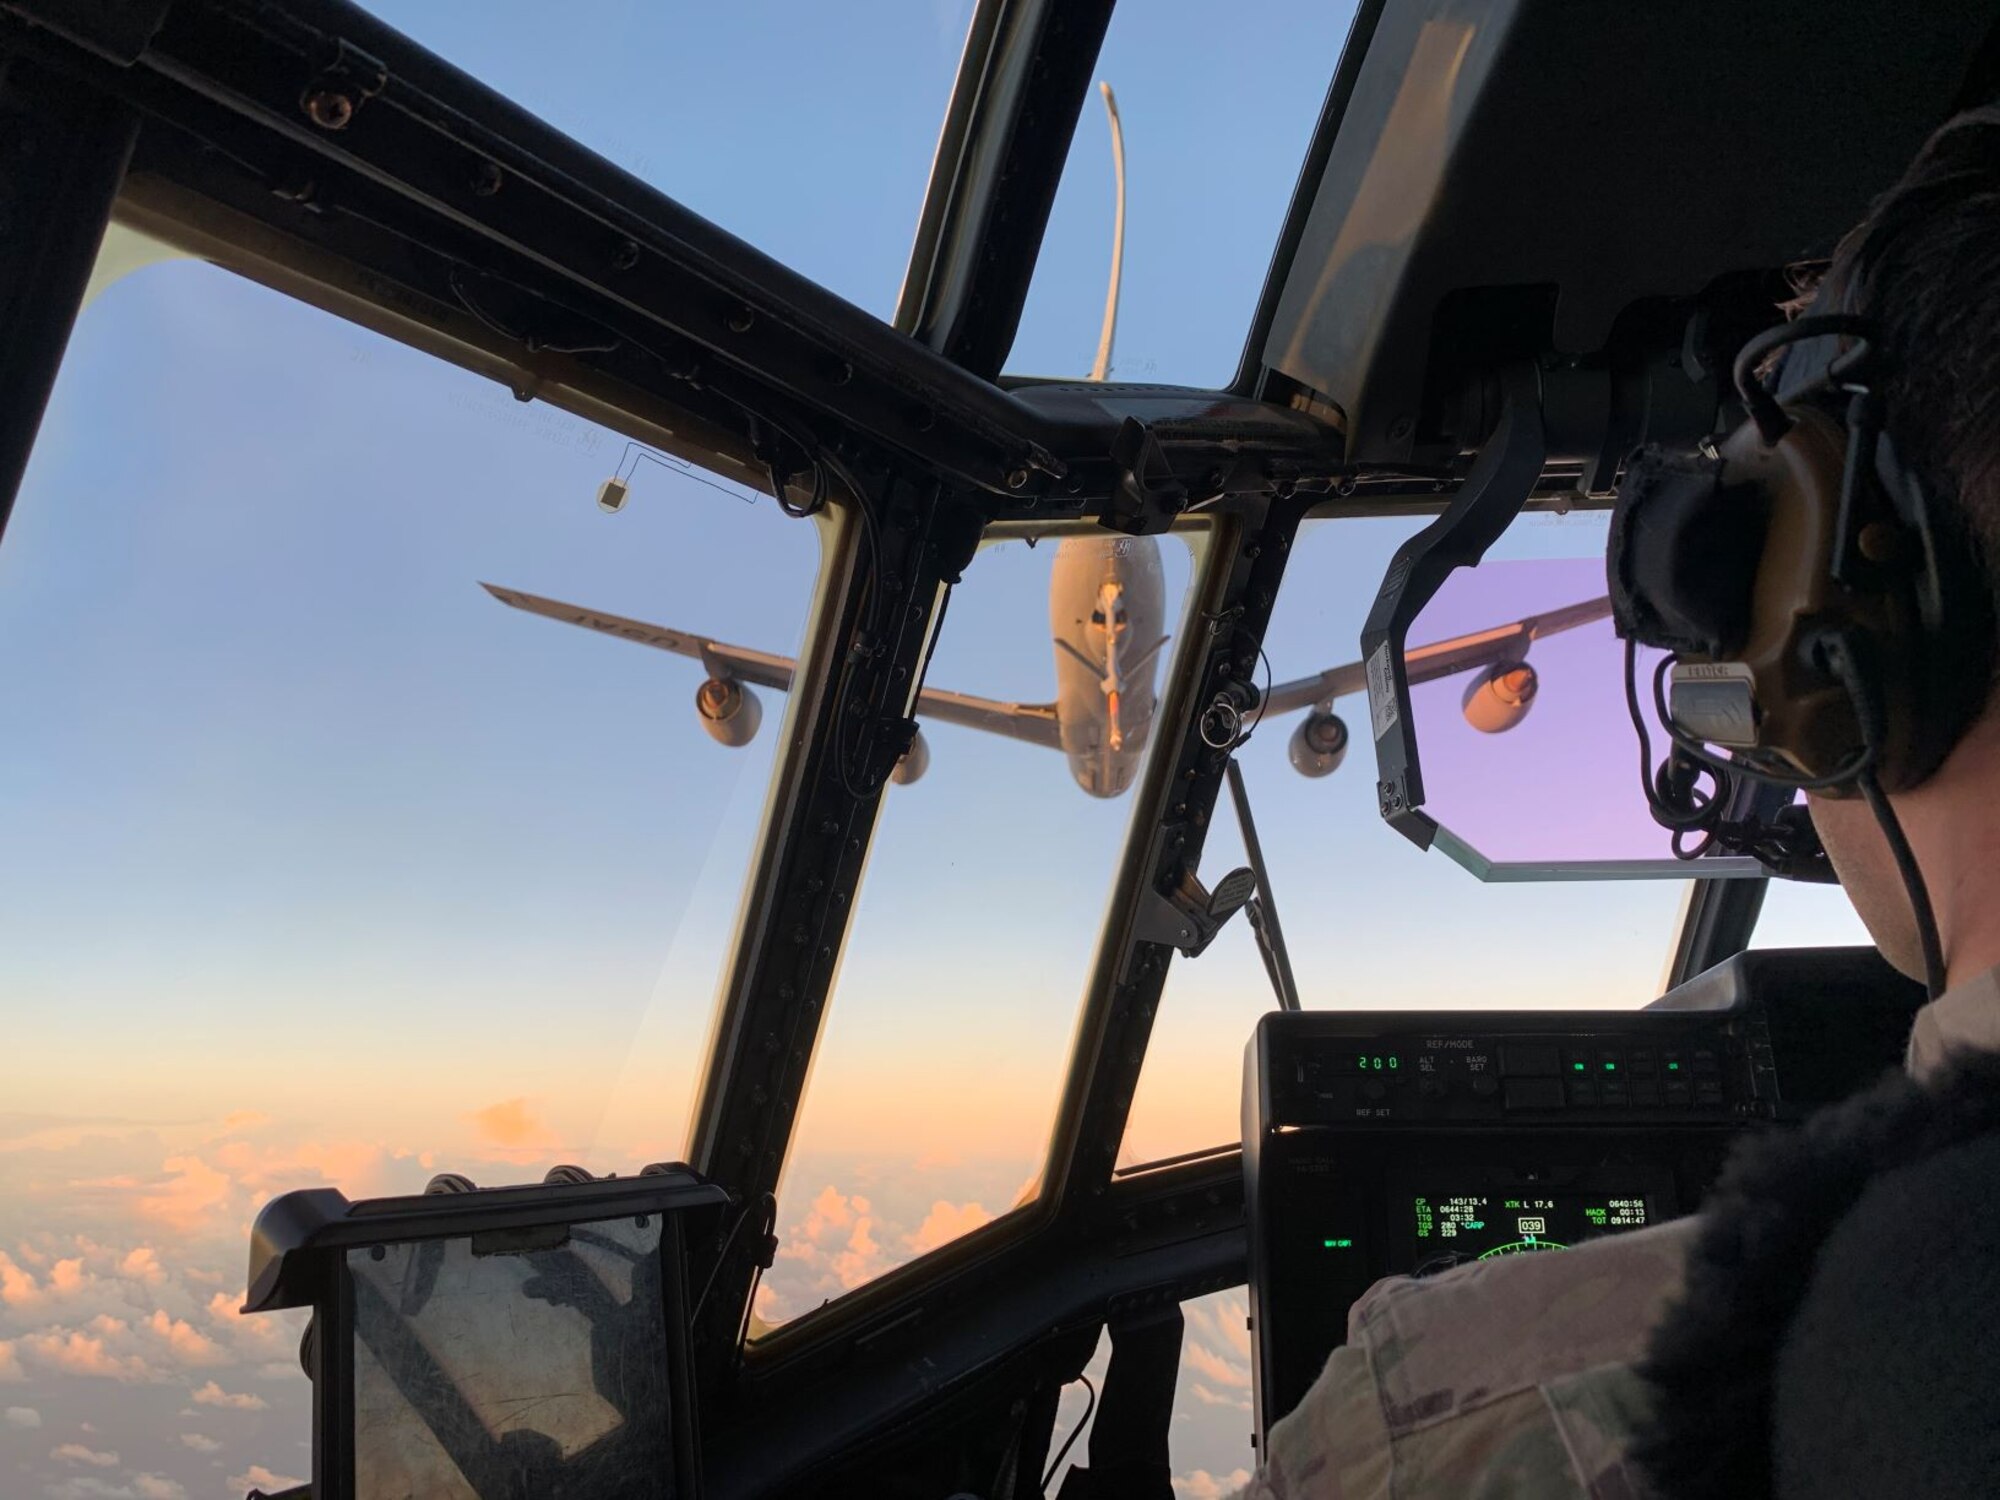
top-left (1391, 510), bottom-right (1764, 881)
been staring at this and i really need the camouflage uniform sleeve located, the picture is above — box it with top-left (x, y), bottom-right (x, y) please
top-left (1229, 1217), bottom-right (1700, 1499)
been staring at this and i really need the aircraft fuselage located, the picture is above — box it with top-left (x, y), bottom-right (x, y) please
top-left (1049, 535), bottom-right (1167, 798)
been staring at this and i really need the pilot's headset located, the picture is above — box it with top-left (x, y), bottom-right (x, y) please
top-left (1606, 156), bottom-right (2000, 998)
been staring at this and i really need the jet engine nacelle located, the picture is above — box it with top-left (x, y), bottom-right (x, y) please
top-left (891, 728), bottom-right (931, 785)
top-left (696, 676), bottom-right (762, 748)
top-left (1462, 661), bottom-right (1538, 734)
top-left (1289, 711), bottom-right (1349, 778)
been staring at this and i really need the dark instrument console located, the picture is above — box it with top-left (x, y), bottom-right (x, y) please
top-left (1243, 948), bottom-right (1925, 1447)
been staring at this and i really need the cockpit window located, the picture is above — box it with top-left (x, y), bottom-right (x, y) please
top-left (0, 248), bottom-right (822, 1495)
top-left (754, 529), bottom-right (1203, 1332)
top-left (1005, 2), bottom-right (1355, 385)
top-left (1121, 514), bottom-right (1693, 1167)
top-left (1751, 877), bottom-right (1873, 949)
top-left (358, 0), bottom-right (976, 319)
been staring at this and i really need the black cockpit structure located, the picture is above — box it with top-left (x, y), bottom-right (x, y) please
top-left (3, 1), bottom-right (1996, 1496)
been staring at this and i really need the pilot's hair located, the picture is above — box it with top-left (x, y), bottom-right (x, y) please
top-left (1821, 106), bottom-right (2000, 569)
top-left (1633, 1047), bottom-right (2000, 1498)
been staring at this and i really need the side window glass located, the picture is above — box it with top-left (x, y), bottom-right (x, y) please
top-left (1040, 1289), bottom-right (1255, 1498)
top-left (0, 256), bottom-right (821, 1497)
top-left (1750, 877), bottom-right (1873, 949)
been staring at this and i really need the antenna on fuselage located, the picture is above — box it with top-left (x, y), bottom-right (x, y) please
top-left (1089, 81), bottom-right (1125, 383)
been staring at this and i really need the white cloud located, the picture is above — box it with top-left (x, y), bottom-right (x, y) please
top-left (905, 1199), bottom-right (993, 1256)
top-left (5, 1405), bottom-right (40, 1428)
top-left (1184, 1341), bottom-right (1250, 1392)
top-left (51, 1443), bottom-right (120, 1467)
top-left (0, 1339), bottom-right (22, 1381)
top-left (0, 1249), bottom-right (41, 1306)
top-left (134, 1477), bottom-right (187, 1500)
top-left (179, 1434), bottom-right (221, 1454)
top-left (1175, 1469), bottom-right (1252, 1500)
top-left (229, 1465), bottom-right (306, 1494)
top-left (1189, 1381), bottom-right (1250, 1411)
top-left (191, 1380), bottom-right (266, 1411)
top-left (19, 1326), bottom-right (152, 1382)
top-left (141, 1310), bottom-right (225, 1368)
top-left (117, 1248), bottom-right (167, 1287)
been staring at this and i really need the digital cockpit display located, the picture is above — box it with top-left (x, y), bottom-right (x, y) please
top-left (1408, 1192), bottom-right (1651, 1270)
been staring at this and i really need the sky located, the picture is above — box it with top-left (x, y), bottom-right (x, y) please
top-left (0, 3), bottom-right (1872, 1496)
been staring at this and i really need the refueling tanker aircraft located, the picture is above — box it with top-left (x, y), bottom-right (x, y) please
top-left (482, 559), bottom-right (1611, 799)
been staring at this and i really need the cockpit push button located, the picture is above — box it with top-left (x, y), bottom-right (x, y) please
top-left (1498, 1043), bottom-right (1561, 1077)
top-left (1503, 1077), bottom-right (1567, 1110)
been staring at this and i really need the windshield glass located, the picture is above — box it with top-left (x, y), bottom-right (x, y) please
top-left (360, 1), bottom-right (975, 319)
top-left (757, 529), bottom-right (1202, 1331)
top-left (1007, 2), bottom-right (1355, 385)
top-left (0, 242), bottom-right (822, 1499)
top-left (1123, 513), bottom-right (1694, 1166)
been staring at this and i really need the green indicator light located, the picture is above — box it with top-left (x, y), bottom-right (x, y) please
top-left (1572, 1062), bottom-right (1586, 1072)
top-left (1603, 1062), bottom-right (1617, 1072)
top-left (1323, 1238), bottom-right (1354, 1249)
top-left (1466, 1221), bottom-right (1485, 1230)
top-left (1388, 1055), bottom-right (1399, 1070)
top-left (1667, 1061), bottom-right (1681, 1071)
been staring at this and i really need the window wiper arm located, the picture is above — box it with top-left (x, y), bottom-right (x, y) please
top-left (1226, 757), bottom-right (1301, 1012)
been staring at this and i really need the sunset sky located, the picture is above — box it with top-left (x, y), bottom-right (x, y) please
top-left (0, 3), bottom-right (1869, 1496)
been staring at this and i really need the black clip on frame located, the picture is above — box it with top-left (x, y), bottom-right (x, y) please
top-left (1357, 364), bottom-right (1548, 849)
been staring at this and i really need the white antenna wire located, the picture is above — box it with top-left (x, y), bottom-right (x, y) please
top-left (1090, 81), bottom-right (1126, 382)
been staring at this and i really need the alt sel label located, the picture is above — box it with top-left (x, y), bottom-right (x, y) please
top-left (1366, 642), bottom-right (1400, 741)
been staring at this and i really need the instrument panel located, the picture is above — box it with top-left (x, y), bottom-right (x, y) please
top-left (1242, 949), bottom-right (1925, 1448)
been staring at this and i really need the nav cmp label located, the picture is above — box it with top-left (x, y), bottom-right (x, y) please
top-left (1365, 642), bottom-right (1401, 741)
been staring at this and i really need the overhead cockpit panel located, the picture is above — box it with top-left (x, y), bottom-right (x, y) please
top-left (1260, 0), bottom-right (1997, 463)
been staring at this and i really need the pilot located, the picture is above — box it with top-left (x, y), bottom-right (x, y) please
top-left (1233, 106), bottom-right (2000, 1499)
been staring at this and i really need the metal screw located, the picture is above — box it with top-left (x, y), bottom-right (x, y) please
top-left (1387, 414), bottom-right (1415, 442)
top-left (726, 306), bottom-right (755, 333)
top-left (1859, 520), bottom-right (1906, 565)
top-left (1006, 468), bottom-right (1030, 490)
top-left (471, 161), bottom-right (504, 197)
top-left (302, 89), bottom-right (355, 131)
top-left (612, 239), bottom-right (640, 271)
